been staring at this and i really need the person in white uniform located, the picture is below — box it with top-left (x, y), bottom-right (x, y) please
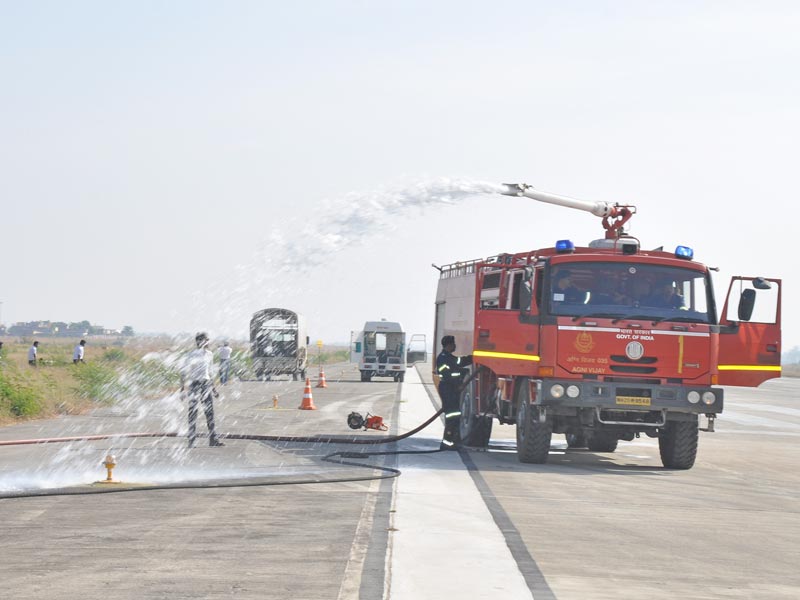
top-left (181, 332), bottom-right (224, 448)
top-left (73, 339), bottom-right (86, 364)
top-left (217, 341), bottom-right (233, 385)
top-left (28, 341), bottom-right (39, 366)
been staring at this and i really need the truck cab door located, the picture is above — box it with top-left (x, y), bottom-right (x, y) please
top-left (350, 331), bottom-right (363, 364)
top-left (718, 276), bottom-right (782, 386)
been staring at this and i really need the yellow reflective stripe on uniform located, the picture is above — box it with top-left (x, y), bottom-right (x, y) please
top-left (445, 411), bottom-right (461, 419)
top-left (472, 350), bottom-right (541, 362)
top-left (718, 365), bottom-right (782, 372)
top-left (438, 364), bottom-right (450, 372)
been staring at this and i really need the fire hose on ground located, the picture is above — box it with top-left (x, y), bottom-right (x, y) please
top-left (0, 368), bottom-right (483, 498)
top-left (0, 408), bottom-right (446, 499)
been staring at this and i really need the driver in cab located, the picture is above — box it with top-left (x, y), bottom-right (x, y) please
top-left (646, 278), bottom-right (685, 309)
top-left (553, 269), bottom-right (586, 304)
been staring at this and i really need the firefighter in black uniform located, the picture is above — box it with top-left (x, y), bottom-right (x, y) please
top-left (436, 335), bottom-right (472, 450)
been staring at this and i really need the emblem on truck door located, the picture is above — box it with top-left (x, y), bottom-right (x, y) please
top-left (574, 332), bottom-right (595, 353)
top-left (625, 341), bottom-right (645, 360)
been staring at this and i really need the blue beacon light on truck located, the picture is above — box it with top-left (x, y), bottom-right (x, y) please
top-left (555, 240), bottom-right (575, 253)
top-left (675, 245), bottom-right (694, 259)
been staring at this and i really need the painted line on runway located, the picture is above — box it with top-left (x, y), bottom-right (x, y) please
top-left (458, 449), bottom-right (557, 599)
top-left (418, 369), bottom-right (556, 600)
top-left (387, 366), bottom-right (535, 599)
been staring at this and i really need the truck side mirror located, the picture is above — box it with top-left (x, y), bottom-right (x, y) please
top-left (354, 342), bottom-right (362, 353)
top-left (737, 288), bottom-right (756, 321)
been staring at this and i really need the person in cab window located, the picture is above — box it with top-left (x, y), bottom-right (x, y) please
top-left (646, 279), bottom-right (685, 309)
top-left (553, 270), bottom-right (585, 304)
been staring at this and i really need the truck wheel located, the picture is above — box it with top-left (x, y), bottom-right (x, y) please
top-left (292, 371), bottom-right (299, 381)
top-left (586, 432), bottom-right (618, 452)
top-left (360, 371), bottom-right (372, 382)
top-left (459, 381), bottom-right (492, 447)
top-left (397, 372), bottom-right (405, 383)
top-left (301, 369), bottom-right (307, 380)
top-left (659, 418), bottom-right (698, 469)
top-left (515, 382), bottom-right (551, 464)
top-left (565, 432), bottom-right (587, 449)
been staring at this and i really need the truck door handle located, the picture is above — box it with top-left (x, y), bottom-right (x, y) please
top-left (479, 330), bottom-right (490, 338)
top-left (766, 344), bottom-right (778, 352)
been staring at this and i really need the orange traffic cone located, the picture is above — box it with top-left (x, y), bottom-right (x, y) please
top-left (299, 378), bottom-right (317, 410)
top-left (316, 368), bottom-right (328, 388)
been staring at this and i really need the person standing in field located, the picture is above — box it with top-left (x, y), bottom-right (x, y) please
top-left (217, 341), bottom-right (232, 385)
top-left (28, 341), bottom-right (39, 366)
top-left (73, 339), bottom-right (86, 364)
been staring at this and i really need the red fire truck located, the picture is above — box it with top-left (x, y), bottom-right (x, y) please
top-left (433, 183), bottom-right (782, 469)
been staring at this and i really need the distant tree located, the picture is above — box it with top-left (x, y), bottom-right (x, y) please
top-left (122, 326), bottom-right (135, 337)
top-left (68, 321), bottom-right (91, 333)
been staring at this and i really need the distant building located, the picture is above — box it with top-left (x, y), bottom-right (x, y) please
top-left (6, 320), bottom-right (113, 337)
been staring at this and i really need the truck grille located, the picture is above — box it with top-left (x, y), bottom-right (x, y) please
top-left (610, 355), bottom-right (657, 364)
top-left (609, 365), bottom-right (657, 374)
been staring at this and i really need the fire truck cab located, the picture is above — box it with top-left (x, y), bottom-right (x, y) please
top-left (433, 185), bottom-right (782, 469)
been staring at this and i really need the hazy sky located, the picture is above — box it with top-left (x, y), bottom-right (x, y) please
top-left (1, 1), bottom-right (798, 349)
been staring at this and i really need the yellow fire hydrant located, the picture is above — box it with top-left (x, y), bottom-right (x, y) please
top-left (103, 454), bottom-right (116, 482)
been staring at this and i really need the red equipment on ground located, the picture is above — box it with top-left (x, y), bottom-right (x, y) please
top-left (347, 412), bottom-right (389, 432)
top-left (433, 182), bottom-right (782, 469)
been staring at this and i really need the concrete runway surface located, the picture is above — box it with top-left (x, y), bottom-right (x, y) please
top-left (0, 363), bottom-right (798, 599)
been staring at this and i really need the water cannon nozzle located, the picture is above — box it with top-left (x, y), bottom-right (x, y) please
top-left (501, 183), bottom-right (529, 196)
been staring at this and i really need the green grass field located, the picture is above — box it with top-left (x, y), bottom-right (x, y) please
top-left (0, 337), bottom-right (352, 425)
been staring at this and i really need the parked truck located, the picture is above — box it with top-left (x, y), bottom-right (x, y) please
top-left (351, 320), bottom-right (408, 382)
top-left (250, 308), bottom-right (308, 381)
top-left (434, 183), bottom-right (782, 469)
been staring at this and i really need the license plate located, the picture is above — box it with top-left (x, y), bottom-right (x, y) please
top-left (616, 396), bottom-right (651, 406)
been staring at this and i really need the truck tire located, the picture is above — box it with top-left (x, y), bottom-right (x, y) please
top-left (586, 432), bottom-right (618, 452)
top-left (659, 418), bottom-right (698, 469)
top-left (360, 371), bottom-right (372, 383)
top-left (565, 432), bottom-right (587, 449)
top-left (301, 369), bottom-right (307, 380)
top-left (459, 381), bottom-right (492, 447)
top-left (515, 380), bottom-right (551, 464)
top-left (292, 371), bottom-right (299, 381)
top-left (397, 372), bottom-right (405, 383)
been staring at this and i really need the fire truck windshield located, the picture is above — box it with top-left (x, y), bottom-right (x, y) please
top-left (548, 261), bottom-right (712, 323)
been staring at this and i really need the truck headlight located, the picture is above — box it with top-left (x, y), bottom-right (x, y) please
top-left (566, 385), bottom-right (580, 398)
top-left (687, 391), bottom-right (700, 404)
top-left (702, 391), bottom-right (716, 405)
top-left (550, 384), bottom-right (565, 399)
